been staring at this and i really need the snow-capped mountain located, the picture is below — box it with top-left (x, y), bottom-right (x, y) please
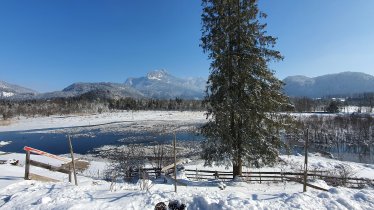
top-left (37, 82), bottom-right (145, 99)
top-left (125, 69), bottom-right (206, 99)
top-left (283, 72), bottom-right (374, 98)
top-left (0, 81), bottom-right (37, 98)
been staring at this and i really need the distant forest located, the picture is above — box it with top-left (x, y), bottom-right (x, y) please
top-left (291, 92), bottom-right (374, 113)
top-left (0, 95), bottom-right (204, 120)
top-left (1, 92), bottom-right (374, 120)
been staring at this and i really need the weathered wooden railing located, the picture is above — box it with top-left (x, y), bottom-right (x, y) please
top-left (24, 146), bottom-right (75, 183)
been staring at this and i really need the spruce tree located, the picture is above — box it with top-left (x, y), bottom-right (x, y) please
top-left (200, 0), bottom-right (293, 177)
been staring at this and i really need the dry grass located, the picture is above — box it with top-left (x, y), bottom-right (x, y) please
top-left (0, 119), bottom-right (12, 126)
top-left (60, 160), bottom-right (90, 172)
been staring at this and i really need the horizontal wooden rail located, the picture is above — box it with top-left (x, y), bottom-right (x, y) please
top-left (134, 168), bottom-right (373, 189)
top-left (29, 160), bottom-right (70, 174)
top-left (287, 177), bottom-right (328, 191)
top-left (183, 168), bottom-right (374, 185)
top-left (24, 146), bottom-right (70, 162)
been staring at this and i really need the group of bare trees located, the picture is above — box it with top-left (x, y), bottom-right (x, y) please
top-left (288, 114), bottom-right (374, 162)
top-left (99, 144), bottom-right (176, 182)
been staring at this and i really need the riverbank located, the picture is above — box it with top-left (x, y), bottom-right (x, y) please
top-left (0, 110), bottom-right (207, 133)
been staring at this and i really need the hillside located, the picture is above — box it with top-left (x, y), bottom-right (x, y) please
top-left (283, 72), bottom-right (374, 98)
top-left (0, 81), bottom-right (37, 98)
top-left (37, 82), bottom-right (145, 99)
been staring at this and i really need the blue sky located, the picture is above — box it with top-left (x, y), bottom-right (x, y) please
top-left (0, 0), bottom-right (373, 92)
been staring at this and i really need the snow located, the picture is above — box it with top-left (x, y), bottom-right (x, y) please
top-left (0, 152), bottom-right (374, 209)
top-left (147, 69), bottom-right (167, 81)
top-left (1, 111), bottom-right (374, 209)
top-left (341, 106), bottom-right (374, 114)
top-left (0, 141), bottom-right (11, 146)
top-left (279, 153), bottom-right (374, 179)
top-left (0, 91), bottom-right (14, 97)
top-left (0, 111), bottom-right (207, 133)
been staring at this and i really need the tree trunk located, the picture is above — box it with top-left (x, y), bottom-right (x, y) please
top-left (233, 158), bottom-right (242, 178)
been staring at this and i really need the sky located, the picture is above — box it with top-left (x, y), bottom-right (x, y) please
top-left (0, 0), bottom-right (373, 92)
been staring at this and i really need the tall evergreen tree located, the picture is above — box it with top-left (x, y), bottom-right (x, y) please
top-left (200, 0), bottom-right (293, 177)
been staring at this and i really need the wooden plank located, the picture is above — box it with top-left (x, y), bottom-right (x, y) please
top-left (286, 177), bottom-right (328, 192)
top-left (185, 174), bottom-right (286, 179)
top-left (161, 160), bottom-right (184, 172)
top-left (184, 169), bottom-right (232, 174)
top-left (167, 168), bottom-right (373, 185)
top-left (142, 168), bottom-right (161, 171)
top-left (318, 175), bottom-right (373, 181)
top-left (29, 160), bottom-right (70, 174)
top-left (186, 177), bottom-right (285, 182)
top-left (240, 175), bottom-right (284, 179)
top-left (185, 170), bottom-right (325, 177)
top-left (24, 146), bottom-right (70, 162)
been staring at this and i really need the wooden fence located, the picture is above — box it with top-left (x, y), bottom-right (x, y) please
top-left (24, 146), bottom-right (75, 183)
top-left (183, 169), bottom-right (373, 189)
top-left (127, 167), bottom-right (373, 189)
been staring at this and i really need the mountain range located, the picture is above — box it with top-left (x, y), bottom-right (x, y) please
top-left (0, 70), bottom-right (206, 100)
top-left (283, 72), bottom-right (374, 98)
top-left (35, 82), bottom-right (146, 100)
top-left (125, 70), bottom-right (205, 99)
top-left (1, 71), bottom-right (374, 100)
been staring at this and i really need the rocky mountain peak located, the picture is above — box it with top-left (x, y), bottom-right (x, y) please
top-left (146, 69), bottom-right (168, 81)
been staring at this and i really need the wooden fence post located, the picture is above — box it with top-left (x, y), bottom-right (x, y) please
top-left (281, 171), bottom-right (284, 183)
top-left (68, 165), bottom-right (72, 183)
top-left (303, 128), bottom-right (309, 192)
top-left (173, 132), bottom-right (177, 193)
top-left (68, 135), bottom-right (78, 186)
top-left (24, 151), bottom-right (30, 180)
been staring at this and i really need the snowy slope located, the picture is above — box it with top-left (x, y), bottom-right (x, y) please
top-left (0, 153), bottom-right (374, 209)
top-left (0, 81), bottom-right (37, 99)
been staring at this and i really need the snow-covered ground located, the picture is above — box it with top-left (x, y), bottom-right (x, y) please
top-left (0, 152), bottom-right (374, 209)
top-left (341, 106), bottom-right (373, 114)
top-left (1, 111), bottom-right (374, 209)
top-left (0, 111), bottom-right (207, 133)
top-left (184, 153), bottom-right (374, 180)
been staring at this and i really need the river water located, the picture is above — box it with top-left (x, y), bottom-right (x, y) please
top-left (2, 129), bottom-right (373, 164)
top-left (0, 130), bottom-right (202, 155)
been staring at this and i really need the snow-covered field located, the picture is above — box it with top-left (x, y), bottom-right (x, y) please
top-left (341, 106), bottom-right (373, 114)
top-left (1, 111), bottom-right (374, 209)
top-left (0, 111), bottom-right (207, 133)
top-left (0, 152), bottom-right (374, 209)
